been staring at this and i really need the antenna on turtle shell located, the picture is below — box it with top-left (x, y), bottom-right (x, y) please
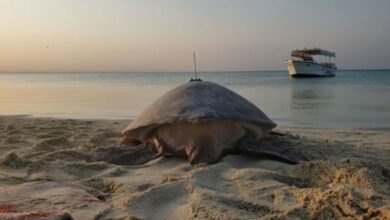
top-left (191, 52), bottom-right (202, 82)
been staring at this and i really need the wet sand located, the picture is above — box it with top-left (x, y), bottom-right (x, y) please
top-left (0, 116), bottom-right (389, 219)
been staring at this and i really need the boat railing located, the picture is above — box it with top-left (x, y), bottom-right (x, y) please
top-left (320, 62), bottom-right (336, 68)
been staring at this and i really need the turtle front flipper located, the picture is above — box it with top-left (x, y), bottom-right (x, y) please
top-left (238, 137), bottom-right (307, 164)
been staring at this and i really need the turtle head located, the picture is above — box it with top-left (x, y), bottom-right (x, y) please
top-left (185, 135), bottom-right (222, 164)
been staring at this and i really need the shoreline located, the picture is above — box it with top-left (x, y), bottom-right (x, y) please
top-left (0, 115), bottom-right (389, 219)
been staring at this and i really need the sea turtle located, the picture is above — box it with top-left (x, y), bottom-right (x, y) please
top-left (121, 80), bottom-right (304, 164)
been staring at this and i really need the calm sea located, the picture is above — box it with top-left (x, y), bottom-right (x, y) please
top-left (0, 70), bottom-right (389, 129)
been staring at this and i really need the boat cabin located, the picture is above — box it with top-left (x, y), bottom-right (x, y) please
top-left (291, 48), bottom-right (336, 68)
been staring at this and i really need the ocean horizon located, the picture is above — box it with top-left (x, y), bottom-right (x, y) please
top-left (1, 68), bottom-right (390, 74)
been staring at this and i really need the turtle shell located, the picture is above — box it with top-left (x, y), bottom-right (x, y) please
top-left (122, 81), bottom-right (276, 139)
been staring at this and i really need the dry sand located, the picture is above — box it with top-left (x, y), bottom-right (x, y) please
top-left (0, 115), bottom-right (389, 219)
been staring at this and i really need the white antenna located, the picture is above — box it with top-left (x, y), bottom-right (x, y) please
top-left (193, 52), bottom-right (198, 80)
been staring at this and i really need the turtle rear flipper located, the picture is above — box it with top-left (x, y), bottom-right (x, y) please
top-left (238, 139), bottom-right (307, 164)
top-left (98, 145), bottom-right (160, 166)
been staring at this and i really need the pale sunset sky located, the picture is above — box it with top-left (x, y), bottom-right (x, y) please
top-left (0, 0), bottom-right (389, 72)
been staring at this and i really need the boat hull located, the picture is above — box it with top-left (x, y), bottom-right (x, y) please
top-left (286, 60), bottom-right (336, 77)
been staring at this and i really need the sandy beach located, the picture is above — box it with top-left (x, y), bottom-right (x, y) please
top-left (0, 115), bottom-right (388, 219)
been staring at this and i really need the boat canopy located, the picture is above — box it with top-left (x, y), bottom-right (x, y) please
top-left (291, 48), bottom-right (336, 58)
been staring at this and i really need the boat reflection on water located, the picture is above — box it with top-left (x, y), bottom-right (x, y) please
top-left (289, 81), bottom-right (335, 126)
top-left (291, 87), bottom-right (334, 109)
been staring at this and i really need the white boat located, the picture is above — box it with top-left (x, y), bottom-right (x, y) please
top-left (286, 48), bottom-right (337, 78)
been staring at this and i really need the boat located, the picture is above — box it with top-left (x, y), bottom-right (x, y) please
top-left (286, 48), bottom-right (337, 78)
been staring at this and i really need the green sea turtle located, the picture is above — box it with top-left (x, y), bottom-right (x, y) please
top-left (121, 80), bottom-right (304, 164)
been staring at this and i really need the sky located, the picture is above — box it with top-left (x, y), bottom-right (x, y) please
top-left (0, 0), bottom-right (389, 72)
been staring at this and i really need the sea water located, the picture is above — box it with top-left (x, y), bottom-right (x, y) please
top-left (0, 70), bottom-right (389, 129)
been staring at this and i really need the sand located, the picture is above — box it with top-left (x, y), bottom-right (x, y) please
top-left (0, 115), bottom-right (389, 220)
